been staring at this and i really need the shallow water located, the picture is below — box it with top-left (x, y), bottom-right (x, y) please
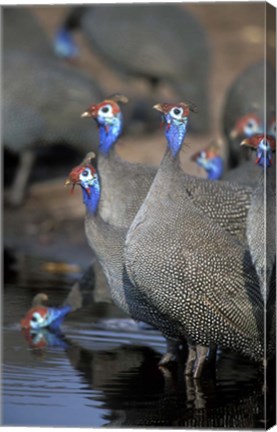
top-left (2, 253), bottom-right (274, 428)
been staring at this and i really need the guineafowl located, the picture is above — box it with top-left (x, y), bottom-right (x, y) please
top-left (66, 155), bottom-right (190, 364)
top-left (81, 95), bottom-right (157, 228)
top-left (20, 264), bottom-right (97, 330)
top-left (193, 116), bottom-right (276, 186)
top-left (80, 96), bottom-right (187, 363)
top-left (191, 143), bottom-right (225, 180)
top-left (241, 134), bottom-right (276, 301)
top-left (3, 49), bottom-right (103, 205)
top-left (125, 102), bottom-right (264, 377)
top-left (191, 142), bottom-right (260, 187)
top-left (55, 4), bottom-right (210, 133)
top-left (222, 60), bottom-right (275, 168)
top-left (241, 134), bottom-right (276, 365)
top-left (20, 294), bottom-right (72, 330)
top-left (82, 96), bottom-right (253, 246)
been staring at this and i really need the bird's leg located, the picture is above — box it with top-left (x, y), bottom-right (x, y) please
top-left (207, 343), bottom-right (217, 365)
top-left (184, 344), bottom-right (197, 376)
top-left (193, 379), bottom-right (206, 409)
top-left (159, 338), bottom-right (180, 365)
top-left (8, 149), bottom-right (35, 206)
top-left (193, 345), bottom-right (209, 379)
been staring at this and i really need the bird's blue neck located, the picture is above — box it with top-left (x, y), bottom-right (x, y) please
top-left (98, 113), bottom-right (123, 156)
top-left (205, 156), bottom-right (224, 180)
top-left (164, 116), bottom-right (188, 158)
top-left (256, 143), bottom-right (273, 169)
top-left (54, 28), bottom-right (79, 59)
top-left (81, 181), bottom-right (101, 216)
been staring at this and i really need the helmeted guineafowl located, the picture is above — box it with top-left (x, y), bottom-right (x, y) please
top-left (241, 134), bottom-right (276, 301)
top-left (55, 4), bottom-right (210, 133)
top-left (21, 293), bottom-right (72, 330)
top-left (81, 95), bottom-right (250, 244)
top-left (222, 60), bottom-right (275, 168)
top-left (191, 142), bottom-right (260, 187)
top-left (81, 95), bottom-right (158, 228)
top-left (3, 7), bottom-right (104, 205)
top-left (66, 154), bottom-right (191, 364)
top-left (125, 102), bottom-right (264, 377)
top-left (192, 112), bottom-right (276, 185)
top-left (3, 49), bottom-right (103, 205)
top-left (241, 134), bottom-right (276, 365)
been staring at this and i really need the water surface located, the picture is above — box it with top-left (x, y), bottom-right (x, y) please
top-left (2, 253), bottom-right (272, 428)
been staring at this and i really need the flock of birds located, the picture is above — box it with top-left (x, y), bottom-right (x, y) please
top-left (4, 7), bottom-right (276, 379)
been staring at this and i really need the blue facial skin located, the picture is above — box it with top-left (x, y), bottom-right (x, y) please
top-left (30, 305), bottom-right (72, 330)
top-left (54, 28), bottom-right (79, 58)
top-left (163, 112), bottom-right (188, 158)
top-left (97, 112), bottom-right (123, 156)
top-left (80, 170), bottom-right (101, 215)
top-left (256, 139), bottom-right (273, 168)
top-left (196, 154), bottom-right (224, 180)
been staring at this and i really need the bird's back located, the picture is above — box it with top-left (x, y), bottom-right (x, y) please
top-left (3, 50), bottom-right (103, 153)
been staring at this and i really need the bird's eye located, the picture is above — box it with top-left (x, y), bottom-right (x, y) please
top-left (31, 315), bottom-right (38, 322)
top-left (247, 120), bottom-right (254, 128)
top-left (170, 106), bottom-right (183, 119)
top-left (100, 105), bottom-right (112, 115)
top-left (80, 168), bottom-right (94, 183)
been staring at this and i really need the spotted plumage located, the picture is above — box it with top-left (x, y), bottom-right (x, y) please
top-left (125, 102), bottom-right (264, 376)
top-left (66, 157), bottom-right (187, 354)
top-left (241, 134), bottom-right (276, 304)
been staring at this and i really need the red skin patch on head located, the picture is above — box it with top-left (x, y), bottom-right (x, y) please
top-left (157, 102), bottom-right (191, 117)
top-left (243, 134), bottom-right (276, 150)
top-left (68, 163), bottom-right (96, 185)
top-left (233, 113), bottom-right (260, 135)
top-left (85, 100), bottom-right (120, 118)
top-left (191, 145), bottom-right (220, 161)
top-left (20, 306), bottom-right (48, 329)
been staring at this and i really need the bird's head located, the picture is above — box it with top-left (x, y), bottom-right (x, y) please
top-left (153, 101), bottom-right (198, 128)
top-left (66, 162), bottom-right (99, 197)
top-left (21, 306), bottom-right (51, 330)
top-left (241, 134), bottom-right (276, 167)
top-left (191, 143), bottom-right (224, 180)
top-left (230, 113), bottom-right (262, 139)
top-left (81, 94), bottom-right (128, 127)
top-left (81, 94), bottom-right (128, 154)
top-left (153, 101), bottom-right (198, 157)
top-left (66, 153), bottom-right (100, 214)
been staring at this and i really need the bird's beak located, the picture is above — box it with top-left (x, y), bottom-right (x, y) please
top-left (153, 104), bottom-right (163, 113)
top-left (81, 111), bottom-right (91, 118)
top-left (240, 138), bottom-right (250, 147)
top-left (64, 178), bottom-right (71, 186)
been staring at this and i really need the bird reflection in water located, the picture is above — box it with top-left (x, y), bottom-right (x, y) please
top-left (21, 326), bottom-right (269, 428)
